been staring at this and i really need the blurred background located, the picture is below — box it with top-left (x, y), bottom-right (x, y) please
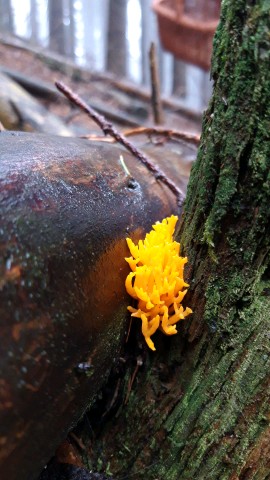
top-left (0, 0), bottom-right (218, 113)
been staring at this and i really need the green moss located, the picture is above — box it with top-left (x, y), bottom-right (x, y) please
top-left (81, 2), bottom-right (270, 479)
top-left (84, 288), bottom-right (270, 480)
top-left (156, 288), bottom-right (270, 480)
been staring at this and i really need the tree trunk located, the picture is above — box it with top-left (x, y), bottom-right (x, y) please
top-left (83, 1), bottom-right (270, 479)
top-left (83, 0), bottom-right (110, 71)
top-left (172, 58), bottom-right (186, 98)
top-left (0, 0), bottom-right (14, 31)
top-left (30, 0), bottom-right (38, 44)
top-left (106, 0), bottom-right (127, 77)
top-left (48, 0), bottom-right (65, 56)
top-left (139, 0), bottom-right (154, 86)
top-left (64, 0), bottom-right (75, 60)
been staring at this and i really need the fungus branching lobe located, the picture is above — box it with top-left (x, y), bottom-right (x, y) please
top-left (125, 215), bottom-right (192, 350)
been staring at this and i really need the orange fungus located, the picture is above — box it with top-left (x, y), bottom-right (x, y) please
top-left (125, 215), bottom-right (192, 351)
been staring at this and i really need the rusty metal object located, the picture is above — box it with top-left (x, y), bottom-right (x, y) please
top-left (0, 132), bottom-right (187, 480)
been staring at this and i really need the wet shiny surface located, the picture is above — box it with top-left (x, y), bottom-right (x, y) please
top-left (0, 132), bottom-right (195, 480)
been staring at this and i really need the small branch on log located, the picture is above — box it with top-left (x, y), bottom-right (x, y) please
top-left (80, 134), bottom-right (115, 142)
top-left (55, 81), bottom-right (185, 207)
top-left (122, 126), bottom-right (200, 146)
top-left (149, 42), bottom-right (164, 125)
top-left (0, 121), bottom-right (6, 131)
top-left (79, 133), bottom-right (116, 143)
top-left (68, 432), bottom-right (87, 452)
top-left (80, 127), bottom-right (200, 146)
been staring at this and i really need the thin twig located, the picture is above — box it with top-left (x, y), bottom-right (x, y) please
top-left (55, 80), bottom-right (185, 207)
top-left (122, 126), bottom-right (200, 146)
top-left (101, 378), bottom-right (122, 419)
top-left (149, 42), bottom-right (164, 125)
top-left (80, 127), bottom-right (200, 147)
top-left (80, 134), bottom-right (114, 142)
top-left (68, 432), bottom-right (86, 451)
top-left (124, 356), bottom-right (143, 405)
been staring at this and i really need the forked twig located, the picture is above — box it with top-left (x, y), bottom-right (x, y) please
top-left (81, 127), bottom-right (200, 147)
top-left (122, 126), bottom-right (200, 146)
top-left (55, 80), bottom-right (185, 207)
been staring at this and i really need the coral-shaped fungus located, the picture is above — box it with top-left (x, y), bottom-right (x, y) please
top-left (125, 215), bottom-right (192, 351)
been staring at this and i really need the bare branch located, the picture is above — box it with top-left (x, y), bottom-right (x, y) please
top-left (149, 42), bottom-right (164, 125)
top-left (55, 80), bottom-right (185, 207)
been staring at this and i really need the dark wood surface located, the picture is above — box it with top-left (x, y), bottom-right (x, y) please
top-left (0, 131), bottom-right (185, 480)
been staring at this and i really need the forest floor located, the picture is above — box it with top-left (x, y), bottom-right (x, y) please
top-left (0, 33), bottom-right (201, 137)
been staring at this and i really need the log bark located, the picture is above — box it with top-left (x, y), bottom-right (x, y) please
top-left (80, 1), bottom-right (270, 479)
top-left (0, 132), bottom-right (186, 480)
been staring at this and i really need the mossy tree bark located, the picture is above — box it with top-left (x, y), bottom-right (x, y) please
top-left (86, 1), bottom-right (270, 479)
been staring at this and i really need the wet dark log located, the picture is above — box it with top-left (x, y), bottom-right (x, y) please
top-left (0, 132), bottom-right (187, 480)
